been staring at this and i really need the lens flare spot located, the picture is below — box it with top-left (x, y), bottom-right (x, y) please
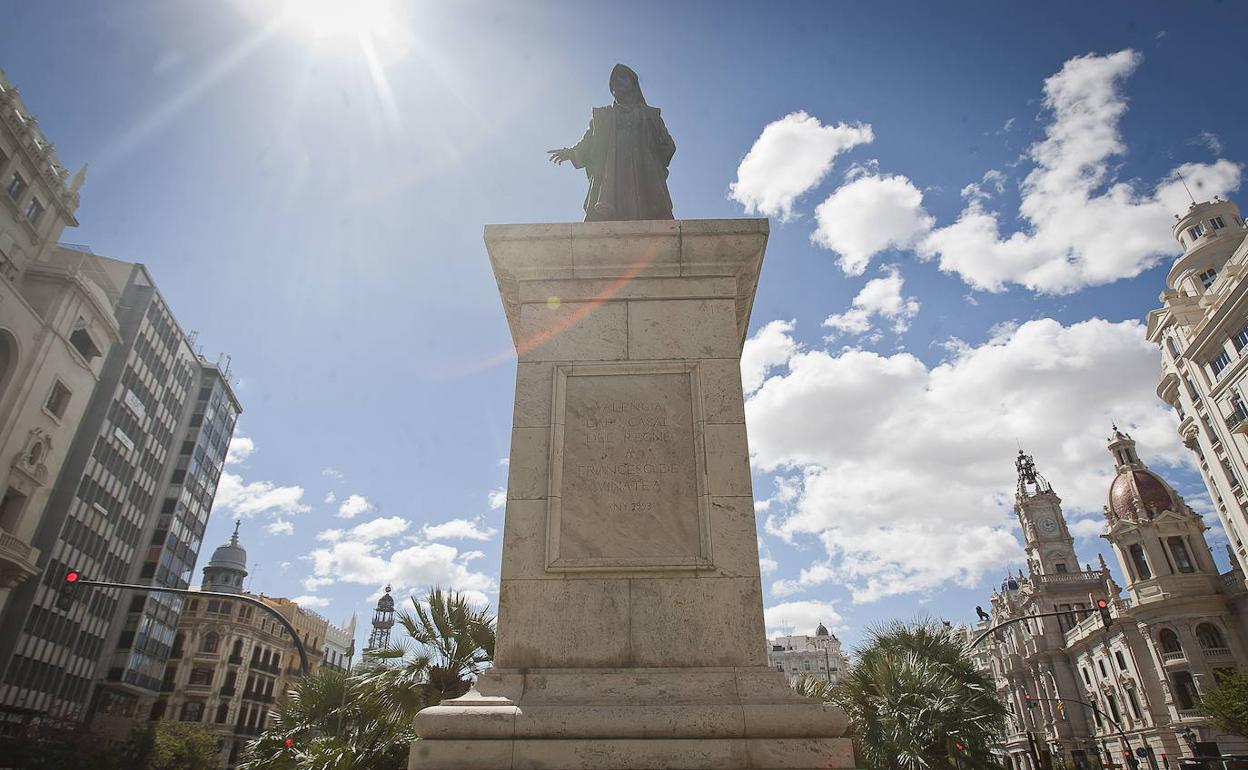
top-left (546, 296), bottom-right (561, 310)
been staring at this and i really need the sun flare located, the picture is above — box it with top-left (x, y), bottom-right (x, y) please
top-left (273, 0), bottom-right (401, 43)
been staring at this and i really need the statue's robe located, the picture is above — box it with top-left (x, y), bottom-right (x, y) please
top-left (568, 103), bottom-right (676, 221)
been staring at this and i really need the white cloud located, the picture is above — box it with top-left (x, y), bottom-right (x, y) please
top-left (213, 473), bottom-right (310, 519)
top-left (730, 111), bottom-right (873, 221)
top-left (290, 594), bottom-right (331, 609)
top-left (811, 173), bottom-right (934, 275)
top-left (797, 51), bottom-right (1241, 292)
top-left (306, 539), bottom-right (495, 595)
top-left (266, 519), bottom-right (294, 536)
top-left (487, 487), bottom-right (507, 511)
top-left (322, 467), bottom-right (343, 479)
top-left (822, 265), bottom-right (920, 339)
top-left (337, 494), bottom-right (374, 519)
top-left (422, 518), bottom-right (499, 541)
top-left (316, 516), bottom-right (410, 543)
top-left (746, 316), bottom-right (1186, 603)
top-left (498, 457), bottom-right (510, 467)
top-left (741, 319), bottom-right (798, 395)
top-left (324, 491), bottom-right (337, 504)
top-left (916, 50), bottom-right (1241, 293)
top-left (225, 435), bottom-right (255, 465)
top-left (1191, 131), bottom-right (1223, 155)
top-left (1068, 518), bottom-right (1105, 539)
top-left (764, 600), bottom-right (844, 638)
top-left (759, 555), bottom-right (778, 575)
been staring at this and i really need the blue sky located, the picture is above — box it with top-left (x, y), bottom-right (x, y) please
top-left (5, 1), bottom-right (1247, 655)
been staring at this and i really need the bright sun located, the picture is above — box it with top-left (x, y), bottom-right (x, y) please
top-left (277, 0), bottom-right (400, 41)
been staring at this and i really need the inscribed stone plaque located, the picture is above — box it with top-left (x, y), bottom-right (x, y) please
top-left (549, 365), bottom-right (709, 570)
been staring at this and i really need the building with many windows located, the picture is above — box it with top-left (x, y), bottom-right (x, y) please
top-left (0, 251), bottom-right (240, 729)
top-left (153, 525), bottom-right (343, 769)
top-left (1147, 195), bottom-right (1248, 575)
top-left (973, 437), bottom-right (1248, 770)
top-left (0, 69), bottom-right (121, 619)
top-left (766, 623), bottom-right (848, 688)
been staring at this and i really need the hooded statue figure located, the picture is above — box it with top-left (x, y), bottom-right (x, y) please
top-left (548, 64), bottom-right (676, 221)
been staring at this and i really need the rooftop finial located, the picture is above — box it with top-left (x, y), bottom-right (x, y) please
top-left (231, 519), bottom-right (241, 545)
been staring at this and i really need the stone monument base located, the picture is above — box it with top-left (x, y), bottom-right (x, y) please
top-left (410, 667), bottom-right (854, 770)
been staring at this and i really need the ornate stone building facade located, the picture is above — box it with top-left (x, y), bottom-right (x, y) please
top-left (1147, 195), bottom-right (1248, 575)
top-left (0, 69), bottom-right (121, 619)
top-left (766, 623), bottom-right (848, 687)
top-left (975, 438), bottom-right (1248, 770)
top-left (153, 525), bottom-right (348, 769)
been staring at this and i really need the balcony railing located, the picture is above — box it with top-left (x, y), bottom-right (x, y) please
top-left (1201, 646), bottom-right (1232, 658)
top-left (1161, 650), bottom-right (1186, 663)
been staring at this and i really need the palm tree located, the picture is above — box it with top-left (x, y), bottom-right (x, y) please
top-left (814, 619), bottom-right (1006, 770)
top-left (239, 668), bottom-right (416, 770)
top-left (354, 586), bottom-right (496, 712)
top-left (240, 587), bottom-right (495, 770)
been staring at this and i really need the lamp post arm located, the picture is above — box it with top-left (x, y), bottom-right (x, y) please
top-left (75, 578), bottom-right (310, 675)
top-left (970, 608), bottom-right (1100, 649)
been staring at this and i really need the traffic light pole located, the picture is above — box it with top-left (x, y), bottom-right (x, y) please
top-left (969, 603), bottom-right (1111, 649)
top-left (64, 575), bottom-right (311, 675)
top-left (1022, 696), bottom-right (1137, 769)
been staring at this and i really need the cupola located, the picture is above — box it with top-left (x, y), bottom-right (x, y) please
top-left (202, 520), bottom-right (248, 594)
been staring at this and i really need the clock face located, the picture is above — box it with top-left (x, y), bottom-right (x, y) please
top-left (1039, 518), bottom-right (1059, 534)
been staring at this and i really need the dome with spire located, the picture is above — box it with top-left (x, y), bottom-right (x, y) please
top-left (203, 520), bottom-right (248, 593)
top-left (815, 622), bottom-right (829, 637)
top-left (1105, 427), bottom-right (1179, 523)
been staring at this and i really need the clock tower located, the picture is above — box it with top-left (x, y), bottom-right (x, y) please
top-left (1015, 450), bottom-right (1081, 576)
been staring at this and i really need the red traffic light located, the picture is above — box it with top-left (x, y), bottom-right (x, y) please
top-left (64, 571), bottom-right (80, 584)
top-left (284, 738), bottom-right (294, 748)
top-left (1096, 599), bottom-right (1108, 609)
top-left (955, 742), bottom-right (967, 751)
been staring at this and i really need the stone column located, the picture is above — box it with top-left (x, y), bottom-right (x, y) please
top-left (409, 219), bottom-right (853, 770)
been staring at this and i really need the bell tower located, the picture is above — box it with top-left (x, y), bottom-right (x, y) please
top-left (1015, 450), bottom-right (1080, 576)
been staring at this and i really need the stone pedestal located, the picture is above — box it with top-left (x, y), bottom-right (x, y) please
top-left (410, 219), bottom-right (854, 770)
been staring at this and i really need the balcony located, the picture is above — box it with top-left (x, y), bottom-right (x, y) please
top-left (0, 530), bottom-right (40, 587)
top-left (248, 660), bottom-right (280, 675)
top-left (242, 690), bottom-right (274, 704)
top-left (1161, 650), bottom-right (1186, 663)
top-left (1201, 646), bottom-right (1232, 659)
top-left (228, 654), bottom-right (243, 665)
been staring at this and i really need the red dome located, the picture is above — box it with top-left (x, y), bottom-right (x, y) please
top-left (1109, 470), bottom-right (1175, 520)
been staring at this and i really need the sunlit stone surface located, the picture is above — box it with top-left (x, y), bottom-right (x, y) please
top-left (409, 218), bottom-right (856, 770)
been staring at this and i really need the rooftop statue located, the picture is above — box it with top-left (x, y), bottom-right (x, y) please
top-left (548, 64), bottom-right (675, 221)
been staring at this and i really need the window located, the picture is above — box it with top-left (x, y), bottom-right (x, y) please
top-left (5, 171), bottom-right (26, 200)
top-left (1158, 628), bottom-right (1183, 656)
top-left (69, 327), bottom-right (101, 362)
top-left (24, 197), bottom-right (44, 226)
top-left (1, 487), bottom-right (29, 533)
top-left (201, 632), bottom-right (219, 653)
top-left (1126, 689), bottom-right (1142, 720)
top-left (1115, 650), bottom-right (1128, 671)
top-left (215, 703), bottom-right (228, 723)
top-left (1097, 658), bottom-right (1108, 678)
top-left (1055, 563), bottom-right (1068, 573)
top-left (189, 667), bottom-right (212, 685)
top-left (1081, 668), bottom-right (1091, 685)
top-left (44, 381), bottom-right (71, 420)
top-left (1235, 325), bottom-right (1248, 353)
top-left (1195, 623), bottom-right (1226, 651)
top-left (1210, 350), bottom-right (1232, 376)
top-left (1106, 693), bottom-right (1121, 722)
top-left (1199, 267), bottom-right (1218, 288)
top-left (1171, 671), bottom-right (1198, 710)
top-left (1189, 223), bottom-right (1206, 240)
top-left (180, 701), bottom-right (204, 722)
top-left (1167, 537), bottom-right (1195, 573)
top-left (1211, 216), bottom-right (1227, 230)
top-left (1129, 544), bottom-right (1152, 579)
top-left (1224, 459), bottom-right (1240, 489)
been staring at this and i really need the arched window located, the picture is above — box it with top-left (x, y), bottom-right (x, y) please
top-left (1158, 628), bottom-right (1183, 656)
top-left (232, 639), bottom-right (243, 659)
top-left (201, 632), bottom-right (219, 653)
top-left (1167, 537), bottom-right (1195, 573)
top-left (1196, 623), bottom-right (1226, 651)
top-left (171, 633), bottom-right (185, 658)
top-left (1129, 544), bottom-right (1152, 579)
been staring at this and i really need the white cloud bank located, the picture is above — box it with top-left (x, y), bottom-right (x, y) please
top-left (764, 600), bottom-right (844, 638)
top-left (212, 437), bottom-right (310, 523)
top-left (337, 494), bottom-right (374, 519)
top-left (744, 50), bottom-right (1242, 294)
top-left (421, 518), bottom-right (498, 541)
top-left (743, 315), bottom-right (1186, 603)
top-left (730, 112), bottom-right (873, 221)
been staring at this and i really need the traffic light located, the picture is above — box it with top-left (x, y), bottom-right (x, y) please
top-left (1096, 599), bottom-right (1112, 628)
top-left (283, 738), bottom-right (294, 748)
top-left (1023, 693), bottom-right (1037, 709)
top-left (954, 742), bottom-right (967, 752)
top-left (56, 570), bottom-right (81, 612)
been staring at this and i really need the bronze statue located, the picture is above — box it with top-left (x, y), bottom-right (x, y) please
top-left (548, 64), bottom-right (676, 221)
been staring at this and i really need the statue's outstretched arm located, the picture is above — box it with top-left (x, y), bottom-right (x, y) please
top-left (548, 121), bottom-right (594, 169)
